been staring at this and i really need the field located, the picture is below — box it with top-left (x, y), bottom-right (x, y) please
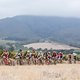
top-left (0, 40), bottom-right (16, 45)
top-left (0, 64), bottom-right (80, 80)
top-left (23, 42), bottom-right (78, 50)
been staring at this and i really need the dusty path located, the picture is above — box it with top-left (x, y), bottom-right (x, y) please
top-left (0, 64), bottom-right (80, 80)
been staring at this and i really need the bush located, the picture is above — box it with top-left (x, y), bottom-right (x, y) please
top-left (9, 51), bottom-right (16, 59)
top-left (0, 49), bottom-right (3, 57)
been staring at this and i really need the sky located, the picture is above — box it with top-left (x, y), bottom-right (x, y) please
top-left (0, 0), bottom-right (80, 19)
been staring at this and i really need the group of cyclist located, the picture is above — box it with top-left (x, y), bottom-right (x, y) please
top-left (0, 49), bottom-right (78, 65)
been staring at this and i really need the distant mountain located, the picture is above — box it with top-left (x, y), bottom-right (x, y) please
top-left (0, 15), bottom-right (80, 47)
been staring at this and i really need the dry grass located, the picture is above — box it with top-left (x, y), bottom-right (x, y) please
top-left (0, 64), bottom-right (80, 80)
top-left (23, 42), bottom-right (78, 50)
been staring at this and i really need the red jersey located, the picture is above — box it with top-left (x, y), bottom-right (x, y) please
top-left (58, 52), bottom-right (63, 58)
top-left (52, 52), bottom-right (57, 57)
top-left (3, 52), bottom-right (9, 59)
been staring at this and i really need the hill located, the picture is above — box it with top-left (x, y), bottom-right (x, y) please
top-left (0, 15), bottom-right (80, 47)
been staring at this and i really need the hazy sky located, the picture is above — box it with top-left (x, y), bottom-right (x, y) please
top-left (0, 0), bottom-right (80, 19)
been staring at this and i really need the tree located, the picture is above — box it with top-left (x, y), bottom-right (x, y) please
top-left (8, 46), bottom-right (14, 52)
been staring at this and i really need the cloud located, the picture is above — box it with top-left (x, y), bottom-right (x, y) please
top-left (0, 0), bottom-right (80, 18)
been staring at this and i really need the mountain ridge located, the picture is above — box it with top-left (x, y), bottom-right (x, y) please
top-left (0, 15), bottom-right (80, 47)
